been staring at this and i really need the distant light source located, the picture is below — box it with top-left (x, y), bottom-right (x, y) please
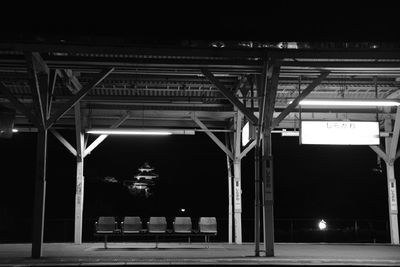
top-left (86, 129), bottom-right (195, 135)
top-left (318, 219), bottom-right (327, 230)
top-left (12, 129), bottom-right (18, 133)
top-left (297, 99), bottom-right (400, 107)
top-left (181, 208), bottom-right (186, 212)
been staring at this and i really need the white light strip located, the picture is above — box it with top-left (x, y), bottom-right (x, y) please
top-left (87, 129), bottom-right (172, 135)
top-left (86, 129), bottom-right (195, 135)
top-left (12, 129), bottom-right (18, 133)
top-left (297, 99), bottom-right (400, 107)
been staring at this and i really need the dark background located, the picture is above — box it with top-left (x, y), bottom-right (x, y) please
top-left (0, 2), bottom-right (399, 243)
top-left (0, 131), bottom-right (395, 242)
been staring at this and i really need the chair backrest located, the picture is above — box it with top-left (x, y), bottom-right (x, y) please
top-left (199, 217), bottom-right (217, 233)
top-left (173, 217), bottom-right (192, 233)
top-left (123, 216), bottom-right (142, 232)
top-left (148, 217), bottom-right (167, 233)
top-left (97, 216), bottom-right (116, 232)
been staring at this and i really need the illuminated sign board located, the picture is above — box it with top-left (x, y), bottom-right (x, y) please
top-left (242, 122), bottom-right (250, 146)
top-left (241, 122), bottom-right (255, 147)
top-left (300, 121), bottom-right (380, 145)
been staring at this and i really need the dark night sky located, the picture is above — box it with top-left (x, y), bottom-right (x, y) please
top-left (0, 131), bottom-right (394, 241)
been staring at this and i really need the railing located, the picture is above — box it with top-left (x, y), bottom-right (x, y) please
top-left (0, 217), bottom-right (391, 243)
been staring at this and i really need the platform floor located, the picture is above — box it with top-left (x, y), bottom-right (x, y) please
top-left (0, 242), bottom-right (400, 266)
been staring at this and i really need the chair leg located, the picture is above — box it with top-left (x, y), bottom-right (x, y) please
top-left (104, 235), bottom-right (108, 249)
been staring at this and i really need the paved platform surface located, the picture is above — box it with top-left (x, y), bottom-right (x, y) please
top-left (0, 242), bottom-right (399, 266)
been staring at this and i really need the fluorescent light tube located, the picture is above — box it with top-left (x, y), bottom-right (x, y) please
top-left (297, 99), bottom-right (400, 107)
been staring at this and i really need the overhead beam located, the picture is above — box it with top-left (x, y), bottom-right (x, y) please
top-left (84, 112), bottom-right (130, 157)
top-left (50, 130), bottom-right (77, 156)
top-left (46, 68), bottom-right (114, 128)
top-left (271, 71), bottom-right (330, 129)
top-left (201, 68), bottom-right (258, 125)
top-left (0, 82), bottom-right (37, 125)
top-left (191, 113), bottom-right (233, 160)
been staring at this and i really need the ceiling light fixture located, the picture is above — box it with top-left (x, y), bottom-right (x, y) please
top-left (86, 129), bottom-right (195, 135)
top-left (295, 99), bottom-right (400, 107)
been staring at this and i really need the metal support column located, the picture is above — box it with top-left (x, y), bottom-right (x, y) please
top-left (32, 129), bottom-right (48, 258)
top-left (384, 118), bottom-right (400, 244)
top-left (254, 126), bottom-right (261, 256)
top-left (225, 133), bottom-right (233, 244)
top-left (74, 103), bottom-right (85, 244)
top-left (233, 111), bottom-right (243, 244)
top-left (262, 129), bottom-right (274, 255)
top-left (261, 59), bottom-right (280, 257)
top-left (254, 74), bottom-right (263, 256)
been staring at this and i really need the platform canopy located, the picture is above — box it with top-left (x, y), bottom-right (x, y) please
top-left (0, 41), bottom-right (399, 132)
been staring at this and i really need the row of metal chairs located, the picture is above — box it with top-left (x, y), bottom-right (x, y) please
top-left (95, 216), bottom-right (217, 234)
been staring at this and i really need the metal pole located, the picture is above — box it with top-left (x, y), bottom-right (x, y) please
top-left (261, 59), bottom-right (280, 257)
top-left (254, 74), bottom-right (262, 256)
top-left (225, 132), bottom-right (233, 244)
top-left (32, 129), bottom-right (48, 258)
top-left (384, 118), bottom-right (400, 244)
top-left (74, 104), bottom-right (85, 244)
top-left (233, 111), bottom-right (243, 244)
top-left (254, 126), bottom-right (261, 256)
top-left (231, 111), bottom-right (243, 244)
top-left (262, 128), bottom-right (274, 256)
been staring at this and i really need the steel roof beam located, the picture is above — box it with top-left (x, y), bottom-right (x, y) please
top-left (201, 68), bottom-right (258, 125)
top-left (46, 68), bottom-right (114, 129)
top-left (3, 43), bottom-right (400, 59)
top-left (271, 71), bottom-right (330, 129)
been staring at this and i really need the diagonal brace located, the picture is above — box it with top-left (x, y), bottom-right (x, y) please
top-left (239, 139), bottom-right (256, 160)
top-left (84, 112), bottom-right (130, 157)
top-left (389, 106), bottom-right (400, 159)
top-left (370, 145), bottom-right (389, 163)
top-left (271, 71), bottom-right (330, 129)
top-left (46, 68), bottom-right (114, 129)
top-left (191, 113), bottom-right (233, 159)
top-left (201, 68), bottom-right (258, 125)
top-left (50, 129), bottom-right (77, 156)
